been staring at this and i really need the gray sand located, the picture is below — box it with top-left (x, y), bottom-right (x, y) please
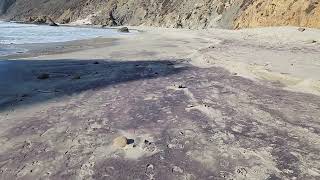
top-left (0, 26), bottom-right (319, 179)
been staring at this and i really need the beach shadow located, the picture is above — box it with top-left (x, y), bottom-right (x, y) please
top-left (0, 59), bottom-right (188, 111)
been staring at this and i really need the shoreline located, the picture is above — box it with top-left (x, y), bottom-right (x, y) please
top-left (0, 21), bottom-right (141, 59)
top-left (1, 37), bottom-right (118, 59)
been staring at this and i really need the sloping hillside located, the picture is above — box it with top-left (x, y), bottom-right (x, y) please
top-left (0, 0), bottom-right (319, 29)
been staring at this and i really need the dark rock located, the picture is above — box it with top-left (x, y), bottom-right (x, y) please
top-left (47, 17), bottom-right (58, 26)
top-left (21, 94), bottom-right (28, 97)
top-left (298, 27), bottom-right (306, 32)
top-left (118, 27), bottom-right (129, 33)
top-left (175, 22), bottom-right (183, 28)
top-left (127, 139), bottom-right (135, 144)
top-left (48, 22), bottom-right (58, 26)
top-left (72, 75), bottom-right (81, 80)
top-left (37, 73), bottom-right (50, 80)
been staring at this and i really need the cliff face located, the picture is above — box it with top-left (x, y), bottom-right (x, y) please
top-left (234, 0), bottom-right (320, 29)
top-left (0, 0), bottom-right (319, 29)
top-left (0, 0), bottom-right (244, 29)
top-left (89, 0), bottom-right (243, 29)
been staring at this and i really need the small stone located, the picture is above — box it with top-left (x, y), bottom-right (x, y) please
top-left (311, 40), bottom-right (317, 43)
top-left (178, 84), bottom-right (186, 89)
top-left (37, 73), bottom-right (50, 80)
top-left (172, 166), bottom-right (183, 174)
top-left (113, 136), bottom-right (128, 148)
top-left (93, 61), bottom-right (99, 64)
top-left (298, 27), bottom-right (306, 32)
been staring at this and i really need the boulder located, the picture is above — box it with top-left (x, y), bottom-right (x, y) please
top-left (118, 27), bottom-right (129, 33)
top-left (72, 75), bottom-right (81, 80)
top-left (47, 17), bottom-right (59, 26)
top-left (37, 73), bottom-right (50, 80)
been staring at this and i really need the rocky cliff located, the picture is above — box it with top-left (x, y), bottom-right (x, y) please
top-left (0, 0), bottom-right (319, 29)
top-left (234, 0), bottom-right (320, 29)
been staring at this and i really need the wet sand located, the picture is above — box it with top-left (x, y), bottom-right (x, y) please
top-left (0, 26), bottom-right (320, 179)
top-left (1, 37), bottom-right (117, 59)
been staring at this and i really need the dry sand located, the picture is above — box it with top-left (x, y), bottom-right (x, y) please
top-left (0, 26), bottom-right (320, 179)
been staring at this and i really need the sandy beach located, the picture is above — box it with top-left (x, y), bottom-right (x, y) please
top-left (0, 26), bottom-right (320, 179)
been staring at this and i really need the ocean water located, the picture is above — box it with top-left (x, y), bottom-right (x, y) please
top-left (0, 21), bottom-right (128, 56)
